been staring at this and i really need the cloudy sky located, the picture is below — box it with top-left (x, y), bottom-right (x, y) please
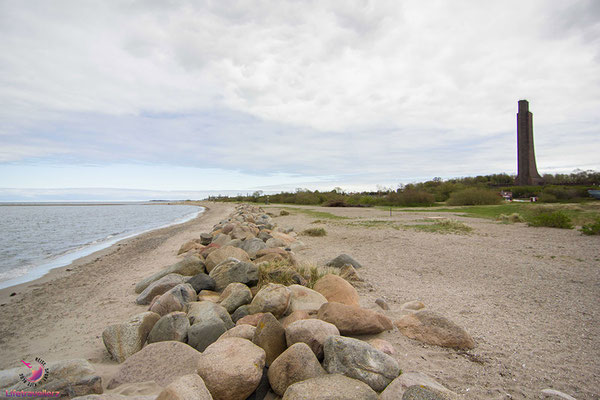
top-left (1, 0), bottom-right (598, 200)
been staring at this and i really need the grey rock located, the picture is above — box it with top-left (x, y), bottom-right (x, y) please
top-left (252, 313), bottom-right (287, 367)
top-left (326, 254), bottom-right (363, 269)
top-left (156, 374), bottom-right (213, 400)
top-left (150, 283), bottom-right (196, 317)
top-left (209, 258), bottom-right (259, 291)
top-left (107, 341), bottom-right (202, 389)
top-left (187, 273), bottom-right (216, 293)
top-left (147, 312), bottom-right (190, 344)
top-left (285, 319), bottom-right (339, 360)
top-left (380, 371), bottom-right (457, 400)
top-left (248, 283), bottom-right (291, 319)
top-left (231, 305), bottom-right (251, 322)
top-left (258, 231), bottom-right (273, 242)
top-left (219, 324), bottom-right (256, 341)
top-left (197, 338), bottom-right (266, 400)
top-left (219, 282), bottom-right (252, 314)
top-left (136, 274), bottom-right (187, 305)
top-left (281, 374), bottom-right (377, 400)
top-left (103, 312), bottom-right (161, 363)
top-left (186, 301), bottom-right (234, 329)
top-left (403, 385), bottom-right (452, 400)
top-left (205, 246), bottom-right (251, 272)
top-left (188, 317), bottom-right (228, 352)
top-left (135, 256), bottom-right (205, 293)
top-left (267, 343), bottom-right (326, 396)
top-left (323, 335), bottom-right (400, 392)
top-left (375, 298), bottom-right (390, 310)
top-left (200, 233), bottom-right (213, 245)
top-left (0, 359), bottom-right (102, 398)
top-left (240, 238), bottom-right (267, 258)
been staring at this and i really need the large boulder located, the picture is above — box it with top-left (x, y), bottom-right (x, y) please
top-left (316, 302), bottom-right (393, 335)
top-left (249, 283), bottom-right (291, 318)
top-left (103, 311), bottom-right (161, 363)
top-left (218, 324), bottom-right (256, 341)
top-left (211, 233), bottom-right (232, 247)
top-left (187, 273), bottom-right (216, 293)
top-left (287, 285), bottom-right (328, 313)
top-left (147, 312), bottom-right (190, 344)
top-left (197, 338), bottom-right (266, 400)
top-left (107, 341), bottom-right (202, 389)
top-left (0, 359), bottom-right (102, 398)
top-left (188, 317), bottom-right (228, 352)
top-left (252, 313), bottom-right (287, 367)
top-left (313, 274), bottom-right (360, 306)
top-left (368, 338), bottom-right (396, 356)
top-left (281, 374), bottom-right (377, 400)
top-left (150, 283), bottom-right (196, 316)
top-left (231, 304), bottom-right (251, 323)
top-left (136, 274), bottom-right (187, 305)
top-left (135, 256), bottom-right (205, 293)
top-left (237, 313), bottom-right (267, 327)
top-left (323, 335), bottom-right (400, 392)
top-left (326, 254), bottom-right (363, 269)
top-left (267, 343), bottom-right (326, 396)
top-left (269, 231), bottom-right (296, 246)
top-left (240, 238), bottom-right (267, 258)
top-left (218, 282), bottom-right (252, 314)
top-left (379, 372), bottom-right (458, 400)
top-left (395, 310), bottom-right (475, 350)
top-left (177, 240), bottom-right (204, 255)
top-left (402, 385), bottom-right (456, 400)
top-left (280, 310), bottom-right (312, 329)
top-left (156, 374), bottom-right (213, 400)
top-left (200, 233), bottom-right (213, 245)
top-left (205, 246), bottom-right (251, 272)
top-left (285, 319), bottom-right (340, 360)
top-left (209, 259), bottom-right (259, 291)
top-left (186, 301), bottom-right (234, 329)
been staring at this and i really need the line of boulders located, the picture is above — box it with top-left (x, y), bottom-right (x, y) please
top-left (0, 204), bottom-right (477, 399)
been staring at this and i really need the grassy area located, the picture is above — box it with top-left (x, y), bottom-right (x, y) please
top-left (275, 206), bottom-right (349, 220)
top-left (347, 218), bottom-right (473, 235)
top-left (382, 202), bottom-right (600, 227)
top-left (407, 219), bottom-right (473, 234)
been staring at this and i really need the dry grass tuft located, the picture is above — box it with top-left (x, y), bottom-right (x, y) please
top-left (257, 259), bottom-right (339, 289)
top-left (302, 227), bottom-right (327, 237)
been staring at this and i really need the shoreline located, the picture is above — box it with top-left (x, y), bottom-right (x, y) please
top-left (0, 202), bottom-right (236, 375)
top-left (0, 204), bottom-right (204, 292)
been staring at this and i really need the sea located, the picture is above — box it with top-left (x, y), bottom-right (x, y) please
top-left (0, 203), bottom-right (204, 289)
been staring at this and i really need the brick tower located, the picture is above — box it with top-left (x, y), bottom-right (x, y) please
top-left (516, 100), bottom-right (543, 186)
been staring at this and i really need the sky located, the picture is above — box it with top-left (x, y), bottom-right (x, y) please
top-left (1, 0), bottom-right (599, 201)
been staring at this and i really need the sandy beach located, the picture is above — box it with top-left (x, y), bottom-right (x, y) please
top-left (1, 202), bottom-right (598, 399)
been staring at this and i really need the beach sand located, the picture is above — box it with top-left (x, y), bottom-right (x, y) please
top-left (1, 202), bottom-right (598, 399)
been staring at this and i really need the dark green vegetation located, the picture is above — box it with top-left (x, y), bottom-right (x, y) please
top-left (209, 170), bottom-right (599, 207)
top-left (580, 218), bottom-right (600, 235)
top-left (527, 210), bottom-right (574, 229)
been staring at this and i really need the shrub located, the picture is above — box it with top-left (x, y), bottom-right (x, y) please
top-left (528, 211), bottom-right (574, 229)
top-left (580, 218), bottom-right (600, 235)
top-left (279, 210), bottom-right (290, 216)
top-left (538, 193), bottom-right (558, 203)
top-left (302, 227), bottom-right (327, 237)
top-left (497, 213), bottom-right (525, 223)
top-left (447, 188), bottom-right (503, 206)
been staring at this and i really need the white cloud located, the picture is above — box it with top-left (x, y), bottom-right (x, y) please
top-left (0, 0), bottom-right (598, 189)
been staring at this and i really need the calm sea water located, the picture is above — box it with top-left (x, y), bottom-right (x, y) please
top-left (0, 203), bottom-right (203, 289)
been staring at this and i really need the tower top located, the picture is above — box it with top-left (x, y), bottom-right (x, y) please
top-left (518, 99), bottom-right (529, 113)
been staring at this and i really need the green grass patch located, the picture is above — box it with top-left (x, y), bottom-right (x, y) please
top-left (302, 227), bottom-right (327, 237)
top-left (279, 210), bottom-right (290, 216)
top-left (580, 218), bottom-right (600, 235)
top-left (447, 188), bottom-right (503, 206)
top-left (496, 213), bottom-right (525, 223)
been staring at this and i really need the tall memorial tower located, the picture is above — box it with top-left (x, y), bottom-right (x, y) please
top-left (516, 100), bottom-right (543, 186)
